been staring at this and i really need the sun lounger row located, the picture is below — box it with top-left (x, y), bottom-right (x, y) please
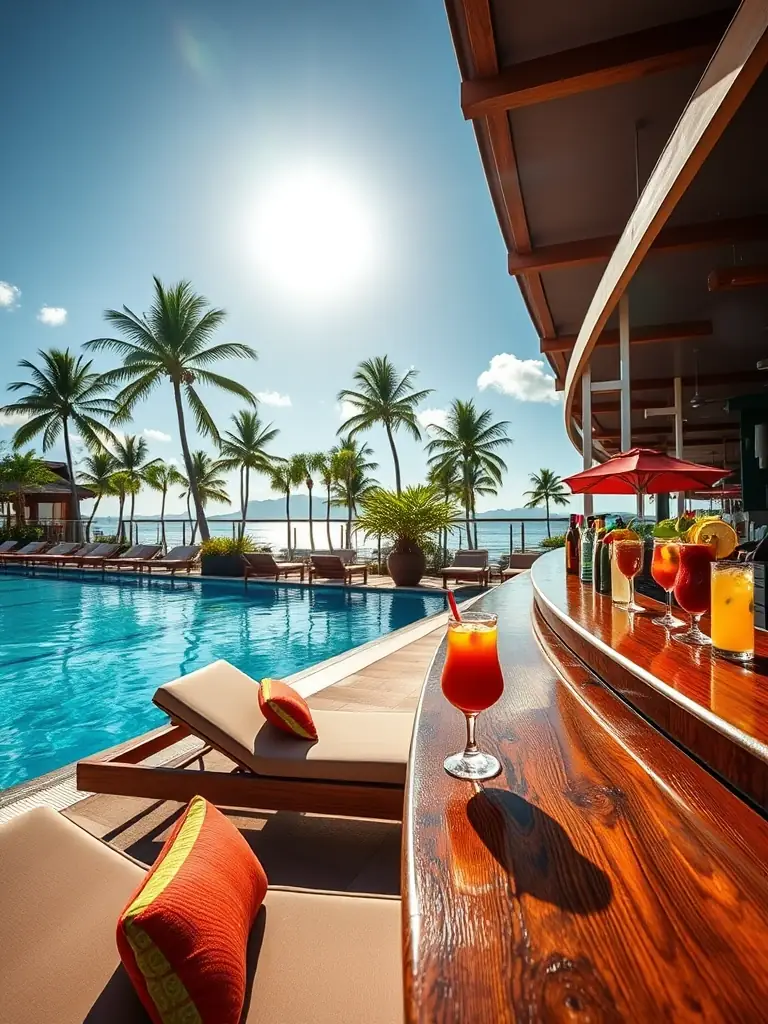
top-left (0, 541), bottom-right (201, 574)
top-left (244, 552), bottom-right (369, 585)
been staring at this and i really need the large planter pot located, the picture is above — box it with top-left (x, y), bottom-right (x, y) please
top-left (201, 554), bottom-right (243, 577)
top-left (387, 548), bottom-right (426, 587)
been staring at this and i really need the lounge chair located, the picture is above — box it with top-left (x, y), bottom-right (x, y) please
top-left (136, 544), bottom-right (200, 574)
top-left (61, 542), bottom-right (121, 569)
top-left (0, 807), bottom-right (402, 1024)
top-left (0, 540), bottom-right (18, 554)
top-left (78, 660), bottom-right (411, 820)
top-left (24, 542), bottom-right (84, 566)
top-left (309, 554), bottom-right (369, 585)
top-left (100, 544), bottom-right (162, 572)
top-left (244, 551), bottom-right (305, 583)
top-left (438, 548), bottom-right (490, 588)
top-left (502, 552), bottom-right (540, 579)
top-left (0, 540), bottom-right (49, 566)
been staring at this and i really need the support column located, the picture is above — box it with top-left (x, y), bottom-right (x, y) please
top-left (582, 366), bottom-right (594, 519)
top-left (674, 376), bottom-right (685, 517)
top-left (619, 293), bottom-right (631, 453)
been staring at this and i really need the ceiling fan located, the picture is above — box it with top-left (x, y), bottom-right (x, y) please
top-left (689, 349), bottom-right (723, 409)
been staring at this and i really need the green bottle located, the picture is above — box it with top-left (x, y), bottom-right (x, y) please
top-left (598, 534), bottom-right (613, 595)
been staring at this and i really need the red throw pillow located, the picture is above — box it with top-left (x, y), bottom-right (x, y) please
top-left (117, 795), bottom-right (267, 1024)
top-left (258, 678), bottom-right (318, 739)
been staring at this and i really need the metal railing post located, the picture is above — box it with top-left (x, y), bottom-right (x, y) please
top-left (521, 522), bottom-right (526, 552)
top-left (509, 523), bottom-right (513, 555)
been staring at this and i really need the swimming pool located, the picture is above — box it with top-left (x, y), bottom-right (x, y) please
top-left (0, 574), bottom-right (446, 790)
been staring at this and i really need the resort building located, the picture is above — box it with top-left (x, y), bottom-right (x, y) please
top-left (446, 0), bottom-right (768, 526)
top-left (1, 460), bottom-right (94, 527)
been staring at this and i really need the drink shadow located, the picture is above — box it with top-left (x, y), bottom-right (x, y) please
top-left (466, 787), bottom-right (612, 915)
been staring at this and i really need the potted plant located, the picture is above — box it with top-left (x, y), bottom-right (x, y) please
top-left (200, 536), bottom-right (254, 577)
top-left (356, 485), bottom-right (459, 587)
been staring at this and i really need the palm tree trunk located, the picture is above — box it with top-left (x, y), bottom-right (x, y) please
top-left (241, 467), bottom-right (250, 543)
top-left (307, 481), bottom-right (315, 551)
top-left (546, 497), bottom-right (551, 538)
top-left (285, 490), bottom-right (292, 557)
top-left (172, 379), bottom-right (210, 542)
top-left (346, 478), bottom-right (353, 549)
top-left (129, 490), bottom-right (136, 547)
top-left (62, 418), bottom-right (82, 543)
top-left (471, 493), bottom-right (479, 549)
top-left (384, 421), bottom-right (402, 494)
top-left (116, 492), bottom-right (125, 543)
top-left (325, 482), bottom-right (333, 551)
top-left (160, 487), bottom-right (167, 552)
top-left (186, 494), bottom-right (197, 544)
top-left (86, 495), bottom-right (102, 543)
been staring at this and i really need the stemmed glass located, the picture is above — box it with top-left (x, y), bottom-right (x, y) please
top-left (672, 543), bottom-right (715, 647)
top-left (441, 612), bottom-right (503, 781)
top-left (613, 539), bottom-right (644, 614)
top-left (650, 539), bottom-right (685, 628)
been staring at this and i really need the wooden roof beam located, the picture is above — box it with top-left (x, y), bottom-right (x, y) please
top-left (509, 214), bottom-right (768, 276)
top-left (594, 422), bottom-right (739, 441)
top-left (462, 10), bottom-right (732, 119)
top-left (558, 368), bottom-right (764, 394)
top-left (708, 264), bottom-right (768, 290)
top-left (541, 320), bottom-right (711, 355)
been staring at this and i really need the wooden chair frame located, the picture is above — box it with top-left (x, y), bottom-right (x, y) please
top-left (77, 723), bottom-right (404, 821)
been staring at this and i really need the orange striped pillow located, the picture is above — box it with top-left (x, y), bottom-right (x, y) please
top-left (117, 796), bottom-right (267, 1024)
top-left (258, 678), bottom-right (317, 739)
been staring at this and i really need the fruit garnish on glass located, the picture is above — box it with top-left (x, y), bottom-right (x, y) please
top-left (650, 539), bottom-right (684, 628)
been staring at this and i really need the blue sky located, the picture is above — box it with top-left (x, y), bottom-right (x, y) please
top-left (0, 0), bottom-right (584, 517)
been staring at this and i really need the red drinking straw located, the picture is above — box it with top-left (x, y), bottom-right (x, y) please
top-left (447, 589), bottom-right (461, 621)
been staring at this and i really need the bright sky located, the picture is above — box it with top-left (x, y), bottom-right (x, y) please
top-left (0, 0), bottom-right (588, 517)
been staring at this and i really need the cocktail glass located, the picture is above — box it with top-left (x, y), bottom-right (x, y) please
top-left (650, 539), bottom-right (684, 628)
top-left (672, 543), bottom-right (715, 647)
top-left (610, 542), bottom-right (631, 606)
top-left (613, 539), bottom-right (644, 613)
top-left (441, 612), bottom-right (503, 781)
top-left (711, 561), bottom-right (754, 662)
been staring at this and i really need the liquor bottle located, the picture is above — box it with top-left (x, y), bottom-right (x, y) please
top-left (592, 520), bottom-right (605, 591)
top-left (598, 531), bottom-right (613, 595)
top-left (565, 514), bottom-right (580, 575)
top-left (579, 516), bottom-right (595, 584)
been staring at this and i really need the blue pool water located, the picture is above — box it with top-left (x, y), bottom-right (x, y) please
top-left (0, 574), bottom-right (445, 790)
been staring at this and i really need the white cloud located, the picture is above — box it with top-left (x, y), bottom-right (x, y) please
top-left (336, 399), bottom-right (358, 423)
top-left (256, 390), bottom-right (292, 408)
top-left (477, 353), bottom-right (560, 405)
top-left (37, 305), bottom-right (67, 326)
top-left (143, 427), bottom-right (171, 442)
top-left (417, 407), bottom-right (449, 434)
top-left (0, 281), bottom-right (20, 309)
top-left (0, 411), bottom-right (29, 427)
top-left (168, 457), bottom-right (179, 466)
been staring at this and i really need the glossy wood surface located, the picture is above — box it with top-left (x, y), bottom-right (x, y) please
top-left (403, 572), bottom-right (768, 1022)
top-left (532, 553), bottom-right (768, 810)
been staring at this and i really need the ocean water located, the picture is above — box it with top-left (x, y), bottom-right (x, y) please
top-left (0, 573), bottom-right (446, 790)
top-left (91, 517), bottom-right (570, 561)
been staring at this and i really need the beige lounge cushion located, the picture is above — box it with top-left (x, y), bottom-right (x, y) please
top-left (0, 808), bottom-right (402, 1024)
top-left (154, 660), bottom-right (413, 785)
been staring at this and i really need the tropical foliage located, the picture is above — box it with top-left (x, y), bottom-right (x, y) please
top-left (0, 450), bottom-right (56, 525)
top-left (178, 451), bottom-right (230, 542)
top-left (218, 409), bottom-right (280, 539)
top-left (338, 356), bottom-right (431, 494)
top-left (356, 486), bottom-right (460, 554)
top-left (523, 468), bottom-right (569, 538)
top-left (84, 277), bottom-right (257, 541)
top-left (331, 434), bottom-right (379, 548)
top-left (200, 536), bottom-right (255, 557)
top-left (143, 461), bottom-right (185, 549)
top-left (78, 450), bottom-right (118, 540)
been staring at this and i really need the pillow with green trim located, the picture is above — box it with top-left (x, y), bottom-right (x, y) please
top-left (117, 795), bottom-right (267, 1024)
top-left (258, 678), bottom-right (318, 739)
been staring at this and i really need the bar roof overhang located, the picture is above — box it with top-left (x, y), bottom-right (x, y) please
top-left (445, 0), bottom-right (768, 466)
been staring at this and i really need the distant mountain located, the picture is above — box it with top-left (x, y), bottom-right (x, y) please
top-left (475, 507), bottom-right (570, 519)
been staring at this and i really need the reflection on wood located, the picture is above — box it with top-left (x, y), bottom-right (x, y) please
top-left (404, 570), bottom-right (768, 1021)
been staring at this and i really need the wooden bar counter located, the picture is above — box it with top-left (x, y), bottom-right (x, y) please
top-left (403, 558), bottom-right (768, 1022)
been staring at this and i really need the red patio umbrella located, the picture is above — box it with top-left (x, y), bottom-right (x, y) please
top-left (563, 447), bottom-right (729, 515)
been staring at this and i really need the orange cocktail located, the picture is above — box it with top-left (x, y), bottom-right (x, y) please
top-left (441, 612), bottom-right (503, 781)
top-left (650, 539), bottom-right (684, 629)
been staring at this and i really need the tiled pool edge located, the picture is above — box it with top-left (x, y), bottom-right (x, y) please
top-left (0, 587), bottom-right (487, 819)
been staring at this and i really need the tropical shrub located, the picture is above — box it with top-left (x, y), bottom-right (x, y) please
top-left (356, 485), bottom-right (460, 554)
top-left (0, 524), bottom-right (46, 544)
top-left (200, 536), bottom-right (255, 557)
top-left (539, 533), bottom-right (566, 550)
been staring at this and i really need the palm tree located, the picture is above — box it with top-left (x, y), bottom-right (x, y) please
top-left (218, 410), bottom-right (280, 540)
top-left (331, 435), bottom-right (379, 548)
top-left (0, 349), bottom-right (119, 540)
top-left (269, 458), bottom-right (306, 557)
top-left (337, 356), bottom-right (432, 493)
top-left (110, 471), bottom-right (139, 543)
top-left (317, 452), bottom-right (341, 551)
top-left (465, 458), bottom-right (499, 548)
top-left (294, 452), bottom-right (326, 551)
top-left (523, 468), bottom-right (570, 538)
top-left (427, 460), bottom-right (462, 562)
top-left (79, 450), bottom-right (118, 541)
top-left (112, 434), bottom-right (159, 543)
top-left (426, 399), bottom-right (512, 547)
top-left (144, 461), bottom-right (185, 550)
top-left (84, 277), bottom-right (257, 542)
top-left (0, 450), bottom-right (56, 527)
top-left (177, 451), bottom-right (230, 543)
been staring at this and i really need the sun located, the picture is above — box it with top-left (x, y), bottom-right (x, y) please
top-left (251, 166), bottom-right (378, 306)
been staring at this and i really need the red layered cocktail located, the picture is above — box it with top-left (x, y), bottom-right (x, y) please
top-left (672, 543), bottom-right (715, 646)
